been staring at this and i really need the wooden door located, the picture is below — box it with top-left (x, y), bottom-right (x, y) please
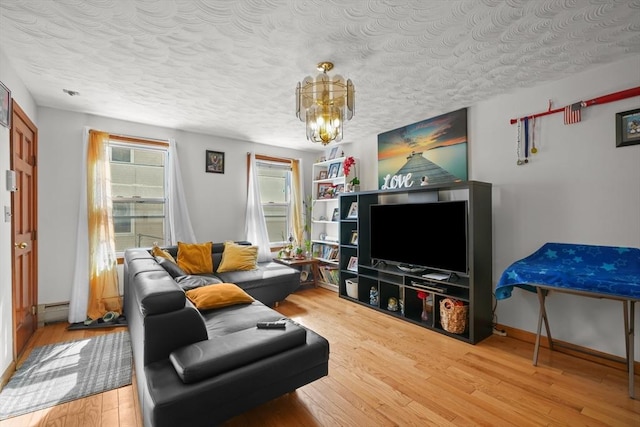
top-left (11, 100), bottom-right (38, 358)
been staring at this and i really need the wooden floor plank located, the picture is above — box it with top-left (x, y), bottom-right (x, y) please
top-left (1, 287), bottom-right (638, 426)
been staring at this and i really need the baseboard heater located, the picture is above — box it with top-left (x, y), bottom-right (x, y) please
top-left (37, 301), bottom-right (69, 326)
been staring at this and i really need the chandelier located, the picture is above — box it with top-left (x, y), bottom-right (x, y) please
top-left (295, 62), bottom-right (355, 145)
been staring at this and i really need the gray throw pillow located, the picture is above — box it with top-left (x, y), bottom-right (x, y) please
top-left (155, 256), bottom-right (187, 278)
top-left (175, 275), bottom-right (221, 291)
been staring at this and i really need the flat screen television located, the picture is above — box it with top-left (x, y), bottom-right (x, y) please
top-left (369, 200), bottom-right (468, 275)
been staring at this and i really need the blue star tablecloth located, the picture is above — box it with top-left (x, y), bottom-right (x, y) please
top-left (495, 243), bottom-right (640, 300)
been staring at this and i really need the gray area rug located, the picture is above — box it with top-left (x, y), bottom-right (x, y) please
top-left (0, 330), bottom-right (132, 420)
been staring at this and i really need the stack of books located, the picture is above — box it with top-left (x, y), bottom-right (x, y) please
top-left (317, 265), bottom-right (339, 285)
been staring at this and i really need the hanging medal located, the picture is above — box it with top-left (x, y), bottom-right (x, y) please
top-left (531, 116), bottom-right (538, 154)
top-left (523, 117), bottom-right (529, 164)
top-left (516, 119), bottom-right (523, 165)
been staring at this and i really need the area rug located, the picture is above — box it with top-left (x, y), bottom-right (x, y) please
top-left (0, 331), bottom-right (132, 420)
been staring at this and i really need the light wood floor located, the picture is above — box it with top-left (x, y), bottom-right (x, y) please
top-left (2, 287), bottom-right (639, 426)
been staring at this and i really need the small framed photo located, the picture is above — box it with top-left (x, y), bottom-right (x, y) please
top-left (335, 184), bottom-right (344, 194)
top-left (346, 202), bottom-right (358, 219)
top-left (318, 170), bottom-right (328, 180)
top-left (350, 231), bottom-right (358, 245)
top-left (331, 207), bottom-right (339, 222)
top-left (317, 183), bottom-right (333, 198)
top-left (616, 108), bottom-right (640, 147)
top-left (328, 162), bottom-right (340, 178)
top-left (327, 146), bottom-right (339, 160)
top-left (0, 81), bottom-right (11, 129)
top-left (206, 150), bottom-right (225, 174)
top-left (347, 256), bottom-right (358, 271)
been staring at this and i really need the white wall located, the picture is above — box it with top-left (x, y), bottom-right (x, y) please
top-left (352, 55), bottom-right (640, 359)
top-left (476, 55), bottom-right (640, 359)
top-left (36, 108), bottom-right (318, 303)
top-left (0, 50), bottom-right (37, 378)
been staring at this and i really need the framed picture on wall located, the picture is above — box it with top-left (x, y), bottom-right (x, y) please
top-left (206, 150), bottom-right (225, 174)
top-left (377, 107), bottom-right (468, 188)
top-left (616, 108), bottom-right (640, 147)
top-left (0, 81), bottom-right (11, 129)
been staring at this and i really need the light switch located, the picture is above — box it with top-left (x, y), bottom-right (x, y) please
top-left (4, 206), bottom-right (11, 222)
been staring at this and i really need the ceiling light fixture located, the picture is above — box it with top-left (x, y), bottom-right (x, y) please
top-left (295, 62), bottom-right (355, 145)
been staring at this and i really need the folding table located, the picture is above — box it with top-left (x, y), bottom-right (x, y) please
top-left (495, 242), bottom-right (640, 398)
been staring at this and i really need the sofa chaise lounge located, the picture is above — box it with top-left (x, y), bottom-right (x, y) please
top-left (123, 242), bottom-right (330, 426)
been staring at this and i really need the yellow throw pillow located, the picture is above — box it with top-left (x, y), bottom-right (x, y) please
top-left (217, 241), bottom-right (258, 273)
top-left (152, 244), bottom-right (176, 263)
top-left (177, 241), bottom-right (213, 274)
top-left (186, 283), bottom-right (254, 310)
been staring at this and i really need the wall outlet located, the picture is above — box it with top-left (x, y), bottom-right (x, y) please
top-left (4, 206), bottom-right (11, 222)
top-left (492, 327), bottom-right (507, 337)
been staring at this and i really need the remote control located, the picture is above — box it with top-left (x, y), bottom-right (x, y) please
top-left (256, 321), bottom-right (287, 329)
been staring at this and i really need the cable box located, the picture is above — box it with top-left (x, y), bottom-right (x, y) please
top-left (410, 281), bottom-right (448, 294)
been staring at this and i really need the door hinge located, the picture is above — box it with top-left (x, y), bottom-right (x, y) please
top-left (31, 305), bottom-right (36, 316)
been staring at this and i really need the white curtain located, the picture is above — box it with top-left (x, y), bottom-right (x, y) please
top-left (245, 152), bottom-right (272, 262)
top-left (69, 127), bottom-right (91, 323)
top-left (167, 138), bottom-right (196, 244)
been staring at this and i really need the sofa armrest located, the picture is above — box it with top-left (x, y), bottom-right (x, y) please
top-left (169, 322), bottom-right (307, 384)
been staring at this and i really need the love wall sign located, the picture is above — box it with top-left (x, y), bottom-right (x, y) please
top-left (380, 173), bottom-right (414, 190)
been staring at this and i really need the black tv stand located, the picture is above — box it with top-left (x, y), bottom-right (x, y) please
top-left (337, 180), bottom-right (493, 345)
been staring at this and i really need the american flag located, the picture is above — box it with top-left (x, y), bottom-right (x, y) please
top-left (564, 102), bottom-right (583, 124)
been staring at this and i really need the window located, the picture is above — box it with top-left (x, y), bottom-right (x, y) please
top-left (255, 157), bottom-right (292, 247)
top-left (109, 138), bottom-right (168, 253)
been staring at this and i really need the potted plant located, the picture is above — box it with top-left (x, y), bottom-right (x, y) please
top-left (278, 234), bottom-right (294, 259)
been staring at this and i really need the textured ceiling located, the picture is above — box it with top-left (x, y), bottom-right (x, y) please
top-left (0, 0), bottom-right (638, 152)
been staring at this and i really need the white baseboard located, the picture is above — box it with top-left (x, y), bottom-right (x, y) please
top-left (318, 282), bottom-right (338, 292)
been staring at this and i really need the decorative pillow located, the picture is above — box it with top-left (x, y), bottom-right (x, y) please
top-left (185, 283), bottom-right (254, 310)
top-left (216, 241), bottom-right (258, 273)
top-left (177, 242), bottom-right (213, 274)
top-left (175, 275), bottom-right (221, 291)
top-left (155, 256), bottom-right (186, 278)
top-left (152, 245), bottom-right (176, 263)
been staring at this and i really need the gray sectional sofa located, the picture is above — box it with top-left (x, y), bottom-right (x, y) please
top-left (123, 242), bottom-right (330, 427)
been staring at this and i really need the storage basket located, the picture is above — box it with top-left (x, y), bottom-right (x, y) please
top-left (345, 279), bottom-right (358, 299)
top-left (439, 298), bottom-right (468, 334)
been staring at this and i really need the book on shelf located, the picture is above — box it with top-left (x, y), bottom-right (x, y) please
top-left (318, 265), bottom-right (339, 285)
top-left (313, 244), bottom-right (339, 261)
